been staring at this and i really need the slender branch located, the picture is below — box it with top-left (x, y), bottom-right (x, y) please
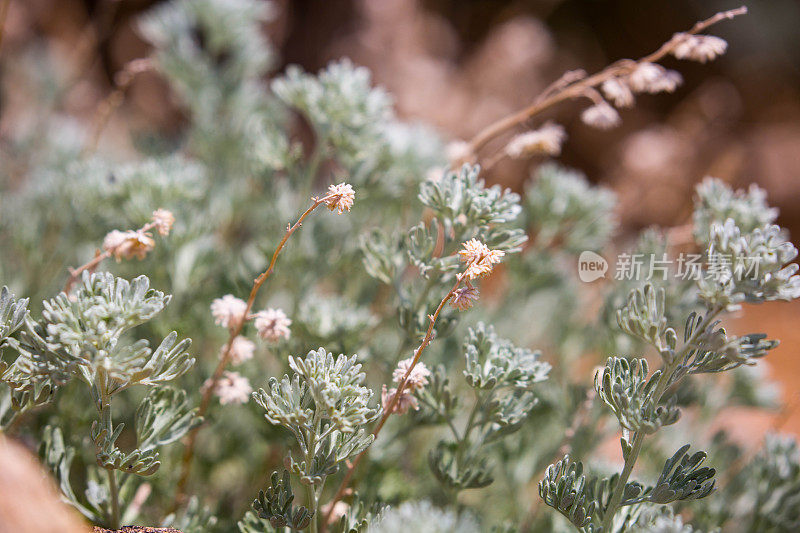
top-left (467, 6), bottom-right (748, 155)
top-left (600, 305), bottom-right (723, 530)
top-left (83, 58), bottom-right (153, 157)
top-left (63, 221), bottom-right (158, 294)
top-left (322, 275), bottom-right (465, 527)
top-left (172, 194), bottom-right (335, 509)
top-left (107, 468), bottom-right (121, 529)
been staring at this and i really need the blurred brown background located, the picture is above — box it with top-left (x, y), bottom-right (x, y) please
top-left (1, 0), bottom-right (799, 437)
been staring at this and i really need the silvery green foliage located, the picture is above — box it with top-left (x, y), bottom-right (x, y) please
top-left (5, 273), bottom-right (198, 527)
top-left (424, 324), bottom-right (549, 493)
top-left (368, 500), bottom-right (480, 533)
top-left (0, 287), bottom-right (33, 424)
top-left (272, 60), bottom-right (392, 168)
top-left (2, 1), bottom-right (799, 531)
top-left (698, 219), bottom-right (800, 309)
top-left (691, 434), bottom-right (800, 532)
top-left (693, 177), bottom-right (777, 247)
top-left (595, 357), bottom-right (680, 434)
top-left (251, 348), bottom-right (379, 530)
top-left (139, 0), bottom-right (275, 158)
top-left (418, 164), bottom-right (527, 255)
top-left (363, 164), bottom-right (524, 343)
top-left (540, 179), bottom-right (800, 532)
top-left (524, 163), bottom-right (617, 253)
top-left (162, 496), bottom-right (219, 533)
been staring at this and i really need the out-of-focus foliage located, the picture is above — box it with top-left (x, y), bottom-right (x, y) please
top-left (0, 1), bottom-right (797, 532)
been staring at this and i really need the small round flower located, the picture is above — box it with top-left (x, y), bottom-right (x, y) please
top-left (672, 34), bottom-right (727, 63)
top-left (254, 308), bottom-right (292, 341)
top-left (151, 208), bottom-right (175, 236)
top-left (381, 384), bottom-right (419, 415)
top-left (627, 63), bottom-right (682, 94)
top-left (505, 122), bottom-right (566, 158)
top-left (458, 239), bottom-right (505, 280)
top-left (601, 78), bottom-right (634, 108)
top-left (211, 295), bottom-right (247, 329)
top-left (451, 286), bottom-right (480, 311)
top-left (325, 183), bottom-right (355, 214)
top-left (445, 140), bottom-right (474, 165)
top-left (103, 229), bottom-right (155, 261)
top-left (103, 230), bottom-right (128, 252)
top-left (581, 101), bottom-right (621, 130)
top-left (204, 371), bottom-right (252, 405)
top-left (392, 358), bottom-right (431, 392)
top-left (224, 335), bottom-right (256, 365)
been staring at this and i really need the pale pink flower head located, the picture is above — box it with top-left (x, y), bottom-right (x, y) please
top-left (325, 183), bottom-right (355, 214)
top-left (225, 335), bottom-right (256, 365)
top-left (381, 385), bottom-right (419, 415)
top-left (211, 295), bottom-right (247, 329)
top-left (627, 63), bottom-right (682, 94)
top-left (581, 102), bottom-right (621, 130)
top-left (204, 371), bottom-right (252, 405)
top-left (601, 78), bottom-right (634, 108)
top-left (392, 358), bottom-right (431, 392)
top-left (672, 34), bottom-right (727, 63)
top-left (151, 208), bottom-right (175, 236)
top-left (451, 286), bottom-right (480, 311)
top-left (505, 122), bottom-right (566, 158)
top-left (254, 308), bottom-right (292, 341)
top-left (445, 140), bottom-right (474, 166)
top-left (458, 239), bottom-right (505, 280)
top-left (103, 229), bottom-right (155, 261)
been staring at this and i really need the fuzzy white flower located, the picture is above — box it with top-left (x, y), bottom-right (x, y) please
top-left (211, 295), bottom-right (247, 329)
top-left (451, 286), bottom-right (480, 311)
top-left (102, 229), bottom-right (155, 261)
top-left (151, 208), bottom-right (175, 236)
top-left (392, 358), bottom-right (431, 392)
top-left (505, 122), bottom-right (566, 158)
top-left (204, 371), bottom-right (252, 405)
top-left (581, 102), bottom-right (621, 130)
top-left (224, 335), bottom-right (256, 365)
top-left (325, 183), bottom-right (355, 214)
top-left (254, 308), bottom-right (292, 341)
top-left (601, 78), bottom-right (634, 108)
top-left (458, 239), bottom-right (505, 280)
top-left (672, 34), bottom-right (727, 63)
top-left (381, 384), bottom-right (419, 415)
top-left (627, 63), bottom-right (682, 94)
top-left (445, 140), bottom-right (473, 165)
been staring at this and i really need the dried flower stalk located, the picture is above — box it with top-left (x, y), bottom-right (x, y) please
top-left (172, 188), bottom-right (350, 507)
top-left (466, 6), bottom-right (748, 160)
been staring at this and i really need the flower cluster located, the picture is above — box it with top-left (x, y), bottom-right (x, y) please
top-left (211, 295), bottom-right (248, 329)
top-left (458, 239), bottom-right (504, 280)
top-left (672, 34), bottom-right (727, 63)
top-left (324, 182), bottom-right (355, 214)
top-left (203, 371), bottom-right (252, 405)
top-left (505, 122), bottom-right (566, 158)
top-left (254, 308), bottom-right (292, 341)
top-left (103, 229), bottom-right (155, 261)
top-left (382, 358), bottom-right (431, 415)
top-left (101, 209), bottom-right (174, 262)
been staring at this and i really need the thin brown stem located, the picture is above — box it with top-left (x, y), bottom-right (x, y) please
top-left (322, 275), bottom-right (465, 528)
top-left (63, 221), bottom-right (157, 294)
top-left (172, 194), bottom-right (334, 509)
top-left (467, 6), bottom-right (748, 155)
top-left (83, 58), bottom-right (152, 156)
